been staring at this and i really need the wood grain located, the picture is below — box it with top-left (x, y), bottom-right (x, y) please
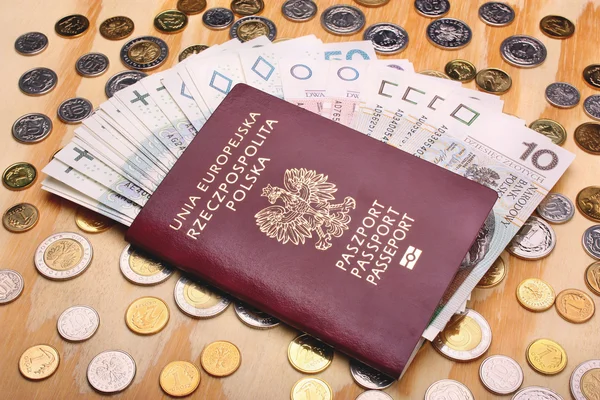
top-left (0, 0), bottom-right (599, 398)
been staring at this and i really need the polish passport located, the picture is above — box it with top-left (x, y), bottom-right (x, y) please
top-left (126, 84), bottom-right (497, 378)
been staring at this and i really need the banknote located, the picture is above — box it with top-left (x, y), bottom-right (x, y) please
top-left (280, 58), bottom-right (328, 115)
top-left (321, 60), bottom-right (370, 124)
top-left (322, 40), bottom-right (377, 61)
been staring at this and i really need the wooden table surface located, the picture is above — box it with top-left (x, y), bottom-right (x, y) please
top-left (1, 0), bottom-right (599, 399)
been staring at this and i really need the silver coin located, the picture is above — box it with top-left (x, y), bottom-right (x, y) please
top-left (57, 97), bottom-right (93, 124)
top-left (426, 18), bottom-right (472, 50)
top-left (511, 386), bottom-right (564, 400)
top-left (119, 244), bottom-right (173, 286)
top-left (321, 5), bottom-right (366, 36)
top-left (545, 82), bottom-right (580, 108)
top-left (34, 232), bottom-right (93, 280)
top-left (18, 67), bottom-right (57, 96)
top-left (433, 309), bottom-right (492, 361)
top-left (230, 16), bottom-right (277, 42)
top-left (12, 113), bottom-right (53, 143)
top-left (414, 0), bottom-right (450, 18)
top-left (202, 7), bottom-right (235, 30)
top-left (57, 305), bottom-right (100, 342)
top-left (104, 70), bottom-right (147, 98)
top-left (120, 36), bottom-right (168, 71)
top-left (479, 355), bottom-right (523, 395)
top-left (363, 23), bottom-right (409, 55)
top-left (478, 2), bottom-right (515, 26)
top-left (355, 390), bottom-right (393, 400)
top-left (350, 359), bottom-right (395, 390)
top-left (500, 35), bottom-right (547, 68)
top-left (507, 216), bottom-right (556, 260)
top-left (76, 52), bottom-right (109, 77)
top-left (234, 302), bottom-right (279, 329)
top-left (582, 225), bottom-right (600, 260)
top-left (536, 193), bottom-right (575, 224)
top-left (87, 350), bottom-right (136, 393)
top-left (14, 32), bottom-right (48, 55)
top-left (0, 269), bottom-right (24, 304)
top-left (584, 94), bottom-right (600, 121)
top-left (174, 276), bottom-right (230, 318)
top-left (282, 0), bottom-right (317, 22)
top-left (425, 379), bottom-right (474, 400)
top-left (570, 359), bottom-right (600, 400)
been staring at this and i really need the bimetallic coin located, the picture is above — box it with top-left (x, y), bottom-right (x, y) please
top-left (57, 97), bottom-right (93, 124)
top-left (35, 232), bottom-right (93, 280)
top-left (585, 262), bottom-right (600, 296)
top-left (350, 359), bottom-right (395, 390)
top-left (3, 203), bottom-right (39, 232)
top-left (154, 10), bottom-right (188, 34)
top-left (200, 341), bottom-right (241, 377)
top-left (433, 309), bottom-right (492, 361)
top-left (178, 44), bottom-right (209, 62)
top-left (476, 257), bottom-right (506, 288)
top-left (18, 67), bottom-right (57, 96)
top-left (584, 95), bottom-right (600, 121)
top-left (414, 0), bottom-right (450, 18)
top-left (119, 244), bottom-right (173, 285)
top-left (575, 123), bottom-right (600, 154)
top-left (540, 15), bottom-right (575, 39)
top-left (577, 187), bottom-right (600, 222)
top-left (584, 64), bottom-right (600, 90)
top-left (508, 216), bottom-right (556, 260)
top-left (445, 59), bottom-right (476, 82)
top-left (177, 0), bottom-right (207, 15)
top-left (354, 0), bottom-right (390, 5)
top-left (555, 288), bottom-right (595, 323)
top-left (526, 338), bottom-right (567, 375)
top-left (479, 355), bottom-right (524, 395)
top-left (159, 361), bottom-right (201, 397)
top-left (512, 386), bottom-right (564, 400)
top-left (125, 296), bottom-right (169, 335)
top-left (0, 269), bottom-right (24, 304)
top-left (419, 70), bottom-right (450, 79)
top-left (363, 23), bottom-right (409, 55)
top-left (99, 16), bottom-right (134, 40)
top-left (426, 18), bottom-right (472, 50)
top-left (120, 36), bottom-right (169, 71)
top-left (55, 14), bottom-right (89, 37)
top-left (2, 162), bottom-right (36, 190)
top-left (76, 53), bottom-right (109, 77)
top-left (425, 379), bottom-right (474, 400)
top-left (291, 378), bottom-right (333, 400)
top-left (478, 2), bottom-right (515, 27)
top-left (234, 302), bottom-right (279, 328)
top-left (475, 68), bottom-right (511, 94)
top-left (282, 0), bottom-right (318, 22)
top-left (516, 278), bottom-right (555, 312)
top-left (230, 16), bottom-right (277, 42)
top-left (57, 305), bottom-right (100, 341)
top-left (105, 70), bottom-right (147, 97)
top-left (202, 7), bottom-right (235, 30)
top-left (570, 360), bottom-right (600, 400)
top-left (500, 35), bottom-right (547, 68)
top-left (19, 345), bottom-right (60, 380)
top-left (529, 119), bottom-right (567, 146)
top-left (288, 334), bottom-right (334, 374)
top-left (12, 113), bottom-right (51, 143)
top-left (321, 5), bottom-right (366, 36)
top-left (87, 350), bottom-right (136, 393)
top-left (75, 207), bottom-right (114, 233)
top-left (15, 32), bottom-right (48, 55)
top-left (174, 276), bottom-right (230, 318)
top-left (582, 225), bottom-right (600, 260)
top-left (536, 193), bottom-right (574, 224)
top-left (231, 0), bottom-right (264, 16)
top-left (545, 82), bottom-right (580, 108)
top-left (355, 391), bottom-right (393, 400)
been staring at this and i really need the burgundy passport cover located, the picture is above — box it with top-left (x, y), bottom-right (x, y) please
top-left (126, 84), bottom-right (497, 378)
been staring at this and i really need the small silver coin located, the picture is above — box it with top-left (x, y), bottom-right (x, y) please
top-left (363, 23), bottom-right (409, 55)
top-left (18, 67), bottom-right (57, 96)
top-left (414, 0), bottom-right (450, 18)
top-left (321, 5), bottom-right (366, 36)
top-left (87, 350), bottom-right (136, 393)
top-left (202, 7), bottom-right (235, 30)
top-left (12, 113), bottom-right (53, 143)
top-left (57, 305), bottom-right (100, 342)
top-left (0, 269), bottom-right (24, 304)
top-left (230, 16), bottom-right (277, 42)
top-left (478, 2), bottom-right (515, 26)
top-left (120, 36), bottom-right (168, 71)
top-left (500, 35), bottom-right (547, 68)
top-left (57, 97), bottom-right (93, 124)
top-left (174, 276), bottom-right (231, 318)
top-left (350, 359), bottom-right (395, 390)
top-left (545, 82), bottom-right (580, 108)
top-left (584, 94), bottom-right (600, 121)
top-left (355, 391), bottom-right (393, 400)
top-left (425, 379), bottom-right (474, 400)
top-left (282, 0), bottom-right (317, 22)
top-left (34, 232), bottom-right (93, 280)
top-left (479, 355), bottom-right (524, 395)
top-left (119, 244), bottom-right (173, 285)
top-left (433, 309), bottom-right (492, 361)
top-left (582, 225), bottom-right (600, 260)
top-left (511, 386), bottom-right (564, 400)
top-left (76, 52), bottom-right (110, 77)
top-left (426, 18), bottom-right (472, 50)
top-left (234, 302), bottom-right (280, 329)
top-left (570, 360), bottom-right (600, 400)
top-left (536, 193), bottom-right (575, 224)
top-left (105, 70), bottom-right (147, 98)
top-left (507, 216), bottom-right (556, 260)
top-left (14, 32), bottom-right (48, 55)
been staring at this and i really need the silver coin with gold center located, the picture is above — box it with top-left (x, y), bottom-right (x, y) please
top-left (174, 276), bottom-right (230, 318)
top-left (34, 232), bottom-right (93, 280)
top-left (433, 309), bottom-right (492, 361)
top-left (119, 244), bottom-right (173, 285)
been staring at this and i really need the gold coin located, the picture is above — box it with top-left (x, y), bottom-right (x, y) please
top-left (288, 334), bottom-right (334, 374)
top-left (159, 361), bottom-right (201, 397)
top-left (99, 16), bottom-right (135, 40)
top-left (577, 186), bottom-right (600, 222)
top-left (354, 0), bottom-right (391, 5)
top-left (125, 296), bottom-right (170, 335)
top-left (44, 239), bottom-right (83, 271)
top-left (200, 341), bottom-right (241, 377)
top-left (55, 14), bottom-right (89, 38)
top-left (526, 338), bottom-right (567, 375)
top-left (529, 119), bottom-right (567, 146)
top-left (516, 278), bottom-right (555, 312)
top-left (3, 203), bottom-right (39, 233)
top-left (555, 288), bottom-right (595, 323)
top-left (236, 20), bottom-right (270, 42)
top-left (128, 40), bottom-right (162, 64)
top-left (2, 162), bottom-right (36, 190)
top-left (290, 377), bottom-right (333, 400)
top-left (582, 368), bottom-right (600, 398)
top-left (477, 257), bottom-right (506, 288)
top-left (540, 15), bottom-right (575, 39)
top-left (419, 70), bottom-right (450, 79)
top-left (585, 262), bottom-right (600, 296)
top-left (154, 10), bottom-right (188, 33)
top-left (178, 44), bottom-right (209, 62)
top-left (574, 122), bottom-right (600, 155)
top-left (75, 206), bottom-right (114, 233)
top-left (476, 68), bottom-right (512, 94)
top-left (19, 344), bottom-right (60, 380)
top-left (231, 0), bottom-right (264, 16)
top-left (584, 64), bottom-right (600, 89)
top-left (177, 0), bottom-right (207, 15)
top-left (444, 59), bottom-right (477, 82)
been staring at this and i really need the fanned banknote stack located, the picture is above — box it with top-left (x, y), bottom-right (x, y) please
top-left (41, 35), bottom-right (575, 341)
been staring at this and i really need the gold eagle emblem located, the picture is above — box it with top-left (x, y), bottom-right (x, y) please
top-left (255, 168), bottom-right (356, 251)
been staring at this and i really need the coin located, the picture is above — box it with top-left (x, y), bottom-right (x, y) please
top-left (419, 70), bottom-right (450, 79)
top-left (508, 216), bottom-right (556, 260)
top-left (363, 23), bottom-right (409, 55)
top-left (19, 345), bottom-right (60, 380)
top-left (87, 350), bottom-right (136, 393)
top-left (427, 18), bottom-right (472, 50)
top-left (174, 276), bottom-right (230, 318)
top-left (99, 16), bottom-right (134, 40)
top-left (35, 232), bottom-right (93, 280)
top-left (57, 305), bottom-right (100, 341)
top-left (574, 122), bottom-right (600, 154)
top-left (57, 97), bottom-right (93, 124)
top-left (202, 7), bottom-right (235, 30)
top-left (234, 302), bottom-right (280, 328)
top-left (355, 391), bottom-right (393, 400)
top-left (516, 278), bottom-right (555, 312)
top-left (230, 16), bottom-right (277, 42)
top-left (585, 262), bottom-right (600, 296)
top-left (350, 359), bottom-right (395, 390)
top-left (154, 10), bottom-right (188, 34)
top-left (354, 0), bottom-right (390, 5)
top-left (3, 203), bottom-right (39, 232)
top-left (536, 193), bottom-right (575, 224)
top-left (18, 67), bottom-right (57, 96)
top-left (291, 378), bottom-right (333, 400)
top-left (425, 379), bottom-right (474, 400)
top-left (177, 0), bottom-right (207, 15)
top-left (159, 361), bottom-right (201, 397)
top-left (75, 206), bottom-right (114, 233)
top-left (433, 309), bottom-right (492, 361)
top-left (476, 257), bottom-right (506, 288)
top-left (545, 82), bottom-right (580, 108)
top-left (570, 360), bottom-right (600, 400)
top-left (479, 355), bottom-right (524, 395)
top-left (288, 334), bottom-right (334, 374)
top-left (2, 162), bottom-right (36, 190)
top-left (512, 386), bottom-right (564, 400)
top-left (500, 35), bottom-right (547, 68)
top-left (577, 187), bottom-right (600, 222)
top-left (583, 225), bottom-right (600, 260)
top-left (445, 59), bottom-right (476, 82)
top-left (200, 341), bottom-right (241, 377)
top-left (0, 269), bottom-right (24, 304)
top-left (414, 0), bottom-right (450, 18)
top-left (321, 5), bottom-right (366, 36)
top-left (12, 113), bottom-right (52, 143)
top-left (231, 0), bottom-right (264, 16)
top-left (76, 53), bottom-right (109, 77)
top-left (540, 15), bottom-right (575, 39)
top-left (120, 36), bottom-right (169, 71)
top-left (529, 119), bottom-right (567, 146)
top-left (584, 95), bottom-right (600, 121)
top-left (55, 14), bottom-right (89, 37)
top-left (105, 70), bottom-right (148, 97)
top-left (15, 32), bottom-right (48, 55)
top-left (119, 244), bottom-right (173, 285)
top-left (282, 0), bottom-right (318, 22)
top-left (555, 288), bottom-right (595, 323)
top-left (584, 64), bottom-right (600, 89)
top-left (125, 296), bottom-right (169, 335)
top-left (475, 68), bottom-right (512, 94)
top-left (478, 2), bottom-right (515, 27)
top-left (178, 44), bottom-right (209, 62)
top-left (526, 338), bottom-right (567, 375)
